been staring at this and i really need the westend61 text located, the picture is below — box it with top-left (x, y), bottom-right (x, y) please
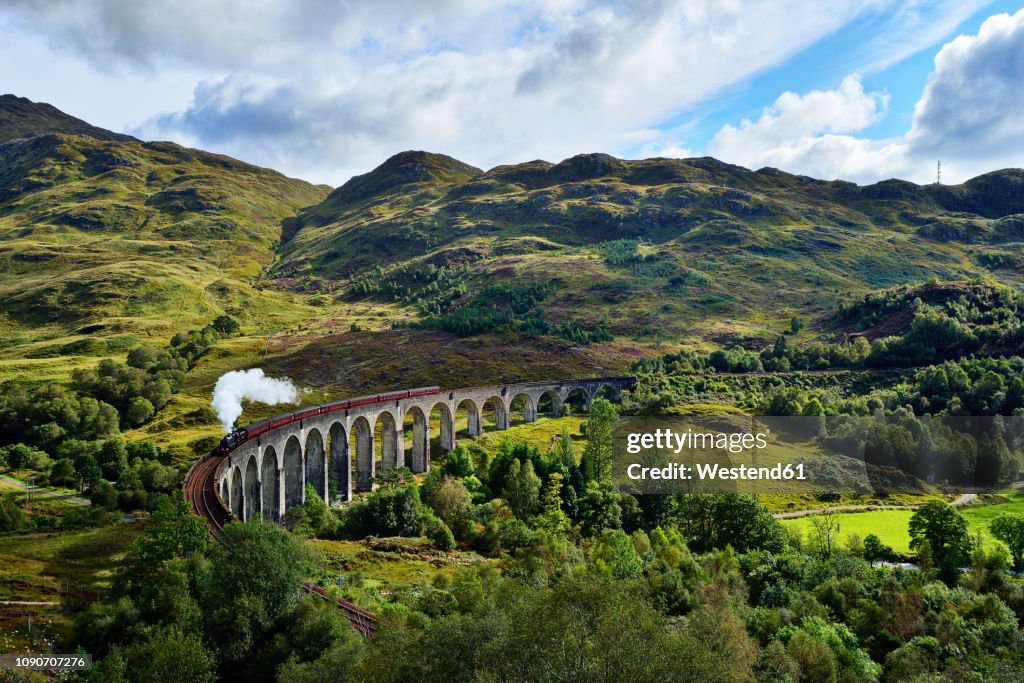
top-left (626, 462), bottom-right (807, 481)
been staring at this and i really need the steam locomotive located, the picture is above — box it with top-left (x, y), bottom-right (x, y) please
top-left (213, 386), bottom-right (441, 456)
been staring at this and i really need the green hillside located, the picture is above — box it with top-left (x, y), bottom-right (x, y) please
top-left (276, 150), bottom-right (1024, 350)
top-left (2, 95), bottom-right (1024, 455)
top-left (0, 100), bottom-right (331, 367)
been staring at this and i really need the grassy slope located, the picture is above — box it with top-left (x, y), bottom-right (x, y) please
top-left (782, 509), bottom-right (919, 554)
top-left (309, 537), bottom-right (492, 593)
top-left (0, 133), bottom-right (329, 345)
top-left (0, 522), bottom-right (142, 650)
top-left (276, 153), bottom-right (1024, 349)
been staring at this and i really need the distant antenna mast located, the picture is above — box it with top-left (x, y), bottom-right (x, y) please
top-left (936, 160), bottom-right (941, 185)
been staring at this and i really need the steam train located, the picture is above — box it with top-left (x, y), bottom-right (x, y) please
top-left (213, 386), bottom-right (441, 456)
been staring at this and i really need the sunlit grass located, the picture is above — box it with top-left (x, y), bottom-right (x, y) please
top-left (0, 522), bottom-right (142, 649)
top-left (781, 493), bottom-right (1024, 556)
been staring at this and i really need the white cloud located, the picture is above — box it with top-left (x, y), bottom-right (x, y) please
top-left (707, 9), bottom-right (1024, 184)
top-left (0, 0), bottom-right (877, 184)
top-left (2, 1), bottom-right (1015, 186)
top-left (709, 75), bottom-right (890, 175)
top-left (909, 9), bottom-right (1024, 163)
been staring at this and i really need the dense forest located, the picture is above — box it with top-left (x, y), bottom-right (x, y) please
top-left (49, 398), bottom-right (1024, 682)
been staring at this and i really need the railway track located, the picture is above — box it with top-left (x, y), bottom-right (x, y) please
top-left (183, 453), bottom-right (378, 637)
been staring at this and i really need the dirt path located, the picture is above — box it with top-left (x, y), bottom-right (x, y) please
top-left (773, 493), bottom-right (977, 519)
top-left (952, 492), bottom-right (977, 506)
top-left (0, 476), bottom-right (90, 505)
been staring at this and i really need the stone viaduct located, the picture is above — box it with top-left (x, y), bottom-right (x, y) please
top-left (214, 376), bottom-right (634, 522)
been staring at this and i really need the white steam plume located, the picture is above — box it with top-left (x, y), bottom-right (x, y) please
top-left (212, 368), bottom-right (298, 433)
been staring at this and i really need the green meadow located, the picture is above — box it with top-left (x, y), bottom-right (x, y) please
top-left (781, 493), bottom-right (1024, 555)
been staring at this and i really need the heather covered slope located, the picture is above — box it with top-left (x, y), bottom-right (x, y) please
top-left (276, 151), bottom-right (1024, 347)
top-left (0, 99), bottom-right (330, 361)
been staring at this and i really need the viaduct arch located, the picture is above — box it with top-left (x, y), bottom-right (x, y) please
top-left (215, 376), bottom-right (633, 522)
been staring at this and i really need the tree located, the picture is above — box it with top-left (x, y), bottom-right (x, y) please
top-left (678, 494), bottom-right (785, 553)
top-left (553, 425), bottom-right (575, 468)
top-left (810, 510), bottom-right (840, 558)
top-left (790, 316), bottom-right (804, 334)
top-left (73, 453), bottom-right (103, 489)
top-left (211, 315), bottom-right (241, 336)
top-left (592, 528), bottom-right (643, 579)
top-left (908, 500), bottom-right (973, 583)
top-left (97, 439), bottom-right (129, 481)
top-left (126, 344), bottom-right (160, 369)
top-left (201, 519), bottom-right (318, 664)
top-left (501, 459), bottom-right (541, 521)
top-left (73, 598), bottom-right (140, 661)
top-left (50, 458), bottom-right (77, 487)
top-left (990, 513), bottom-right (1024, 571)
top-left (126, 440), bottom-right (161, 462)
top-left (90, 479), bottom-right (119, 510)
top-left (126, 625), bottom-right (216, 683)
top-left (425, 516), bottom-right (457, 550)
top-left (772, 333), bottom-right (789, 358)
top-left (142, 379), bottom-right (173, 412)
top-left (784, 617), bottom-right (880, 682)
top-left (119, 492), bottom-right (209, 593)
top-left (125, 397), bottom-right (155, 427)
top-left (487, 439), bottom-right (542, 497)
top-left (580, 398), bottom-right (616, 486)
top-left (352, 570), bottom-right (707, 681)
top-left (535, 471), bottom-right (570, 536)
top-left (441, 446), bottom-right (475, 478)
top-left (342, 485), bottom-right (423, 538)
top-left (283, 485), bottom-right (337, 538)
top-left (424, 476), bottom-right (472, 539)
top-left (863, 533), bottom-right (898, 566)
top-left (576, 482), bottom-right (622, 536)
top-left (801, 397), bottom-right (826, 437)
top-left (801, 397), bottom-right (825, 416)
top-left (2, 443), bottom-right (35, 470)
top-left (275, 599), bottom-right (366, 682)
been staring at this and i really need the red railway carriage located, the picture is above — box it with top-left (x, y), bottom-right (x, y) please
top-left (214, 387), bottom-right (443, 456)
top-left (294, 405), bottom-right (323, 421)
top-left (346, 394), bottom-right (382, 409)
top-left (408, 386), bottom-right (441, 398)
top-left (321, 399), bottom-right (353, 415)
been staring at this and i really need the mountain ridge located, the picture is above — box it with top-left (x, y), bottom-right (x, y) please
top-left (3, 93), bottom-right (1024, 379)
top-left (0, 93), bottom-right (137, 144)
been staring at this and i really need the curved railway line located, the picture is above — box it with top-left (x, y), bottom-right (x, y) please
top-left (184, 452), bottom-right (378, 637)
top-left (183, 376), bottom-right (630, 639)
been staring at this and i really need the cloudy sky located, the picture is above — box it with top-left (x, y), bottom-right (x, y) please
top-left (1, 0), bottom-right (1021, 186)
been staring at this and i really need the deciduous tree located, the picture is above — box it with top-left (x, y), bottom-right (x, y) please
top-left (908, 501), bottom-right (972, 583)
top-left (990, 513), bottom-right (1024, 571)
